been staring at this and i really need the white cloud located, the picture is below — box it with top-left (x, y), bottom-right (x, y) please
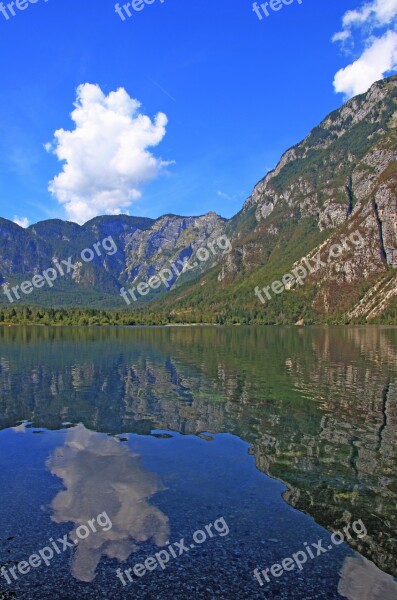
top-left (13, 216), bottom-right (29, 228)
top-left (342, 0), bottom-right (397, 28)
top-left (332, 30), bottom-right (351, 43)
top-left (47, 84), bottom-right (170, 225)
top-left (334, 30), bottom-right (397, 98)
top-left (332, 0), bottom-right (397, 98)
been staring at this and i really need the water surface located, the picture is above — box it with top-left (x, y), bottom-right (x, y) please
top-left (0, 326), bottom-right (396, 599)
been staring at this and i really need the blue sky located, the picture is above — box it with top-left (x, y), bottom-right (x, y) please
top-left (0, 0), bottom-right (396, 226)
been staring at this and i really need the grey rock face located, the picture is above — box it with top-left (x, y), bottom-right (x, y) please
top-left (0, 212), bottom-right (226, 305)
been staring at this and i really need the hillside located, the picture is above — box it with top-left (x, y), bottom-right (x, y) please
top-left (0, 213), bottom-right (226, 308)
top-left (156, 75), bottom-right (397, 324)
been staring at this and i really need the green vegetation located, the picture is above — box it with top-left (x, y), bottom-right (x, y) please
top-left (0, 305), bottom-right (168, 326)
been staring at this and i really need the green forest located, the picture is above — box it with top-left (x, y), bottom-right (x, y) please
top-left (1, 300), bottom-right (397, 327)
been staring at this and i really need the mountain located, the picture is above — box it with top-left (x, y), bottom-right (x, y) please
top-left (0, 212), bottom-right (226, 308)
top-left (156, 75), bottom-right (397, 324)
top-left (0, 75), bottom-right (396, 322)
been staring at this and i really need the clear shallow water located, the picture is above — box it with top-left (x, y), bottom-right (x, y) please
top-left (0, 325), bottom-right (396, 599)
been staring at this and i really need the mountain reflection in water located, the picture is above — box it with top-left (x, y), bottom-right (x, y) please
top-left (0, 325), bottom-right (396, 578)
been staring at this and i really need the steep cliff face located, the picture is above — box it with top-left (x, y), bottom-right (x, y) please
top-left (120, 212), bottom-right (225, 286)
top-left (160, 76), bottom-right (397, 324)
top-left (241, 77), bottom-right (396, 229)
top-left (226, 77), bottom-right (397, 320)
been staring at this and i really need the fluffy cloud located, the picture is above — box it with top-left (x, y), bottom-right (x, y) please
top-left (47, 84), bottom-right (170, 224)
top-left (332, 0), bottom-right (397, 98)
top-left (13, 215), bottom-right (29, 228)
top-left (334, 30), bottom-right (397, 98)
top-left (333, 0), bottom-right (397, 38)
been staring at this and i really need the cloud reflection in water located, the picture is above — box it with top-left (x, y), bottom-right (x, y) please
top-left (46, 425), bottom-right (170, 582)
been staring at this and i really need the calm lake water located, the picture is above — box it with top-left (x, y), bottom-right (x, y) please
top-left (0, 325), bottom-right (396, 599)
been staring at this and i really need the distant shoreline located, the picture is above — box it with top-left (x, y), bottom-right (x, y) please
top-left (1, 322), bottom-right (397, 328)
top-left (1, 303), bottom-right (396, 327)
